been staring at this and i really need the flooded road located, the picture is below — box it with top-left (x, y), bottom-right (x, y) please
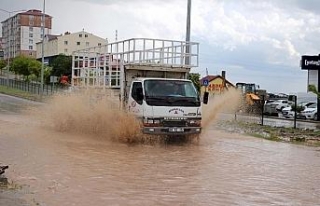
top-left (0, 93), bottom-right (320, 206)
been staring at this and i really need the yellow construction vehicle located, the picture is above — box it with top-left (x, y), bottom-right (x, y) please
top-left (236, 82), bottom-right (266, 113)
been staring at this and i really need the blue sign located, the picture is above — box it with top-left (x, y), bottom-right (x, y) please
top-left (202, 79), bottom-right (209, 86)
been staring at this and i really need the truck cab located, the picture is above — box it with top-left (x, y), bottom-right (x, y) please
top-left (128, 78), bottom-right (202, 135)
top-left (72, 38), bottom-right (204, 137)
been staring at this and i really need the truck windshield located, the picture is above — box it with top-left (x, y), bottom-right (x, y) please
top-left (144, 80), bottom-right (200, 106)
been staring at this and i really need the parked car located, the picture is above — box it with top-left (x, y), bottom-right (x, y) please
top-left (281, 102), bottom-right (316, 119)
top-left (281, 106), bottom-right (295, 118)
top-left (300, 103), bottom-right (317, 120)
top-left (264, 99), bottom-right (290, 115)
top-left (275, 100), bottom-right (292, 112)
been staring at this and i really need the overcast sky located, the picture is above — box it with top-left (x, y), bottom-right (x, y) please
top-left (1, 0), bottom-right (319, 93)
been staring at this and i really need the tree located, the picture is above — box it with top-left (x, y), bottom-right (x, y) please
top-left (0, 60), bottom-right (6, 76)
top-left (44, 66), bottom-right (53, 84)
top-left (188, 73), bottom-right (201, 92)
top-left (291, 104), bottom-right (305, 113)
top-left (10, 56), bottom-right (42, 81)
top-left (10, 56), bottom-right (30, 77)
top-left (28, 59), bottom-right (42, 78)
top-left (51, 54), bottom-right (72, 77)
top-left (308, 84), bottom-right (320, 99)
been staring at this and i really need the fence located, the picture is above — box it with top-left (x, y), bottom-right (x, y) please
top-left (0, 77), bottom-right (67, 95)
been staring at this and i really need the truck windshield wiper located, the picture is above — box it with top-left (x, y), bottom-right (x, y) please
top-left (145, 96), bottom-right (200, 106)
top-left (168, 97), bottom-right (199, 105)
top-left (145, 96), bottom-right (167, 100)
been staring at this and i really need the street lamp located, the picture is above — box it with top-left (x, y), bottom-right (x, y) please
top-left (0, 8), bottom-right (26, 86)
top-left (40, 0), bottom-right (46, 96)
top-left (185, 0), bottom-right (191, 66)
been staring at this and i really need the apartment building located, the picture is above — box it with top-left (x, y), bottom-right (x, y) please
top-left (0, 37), bottom-right (3, 60)
top-left (36, 30), bottom-right (107, 61)
top-left (1, 9), bottom-right (52, 60)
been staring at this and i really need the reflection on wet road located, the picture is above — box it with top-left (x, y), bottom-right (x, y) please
top-left (0, 94), bottom-right (319, 206)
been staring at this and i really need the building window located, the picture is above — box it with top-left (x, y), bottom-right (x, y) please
top-left (79, 34), bottom-right (82, 38)
top-left (77, 42), bottom-right (80, 46)
top-left (29, 33), bottom-right (33, 38)
top-left (29, 39), bottom-right (33, 44)
top-left (29, 52), bottom-right (33, 56)
top-left (85, 34), bottom-right (88, 38)
top-left (98, 43), bottom-right (101, 46)
top-left (64, 41), bottom-right (68, 45)
top-left (86, 42), bottom-right (89, 47)
top-left (29, 27), bottom-right (33, 32)
top-left (29, 45), bottom-right (33, 50)
top-left (29, 15), bottom-right (34, 25)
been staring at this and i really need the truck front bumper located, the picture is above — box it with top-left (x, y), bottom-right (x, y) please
top-left (143, 127), bottom-right (201, 135)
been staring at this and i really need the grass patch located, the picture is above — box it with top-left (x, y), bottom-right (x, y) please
top-left (0, 85), bottom-right (41, 101)
top-left (215, 120), bottom-right (320, 146)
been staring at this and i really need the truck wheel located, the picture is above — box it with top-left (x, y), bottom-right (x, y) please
top-left (187, 134), bottom-right (200, 144)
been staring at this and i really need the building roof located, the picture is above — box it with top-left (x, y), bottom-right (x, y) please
top-left (35, 34), bottom-right (61, 45)
top-left (1, 9), bottom-right (52, 24)
top-left (46, 34), bottom-right (60, 41)
top-left (200, 75), bottom-right (218, 82)
top-left (200, 75), bottom-right (235, 87)
top-left (19, 9), bottom-right (52, 18)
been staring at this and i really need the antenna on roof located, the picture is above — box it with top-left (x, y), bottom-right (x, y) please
top-left (115, 30), bottom-right (118, 41)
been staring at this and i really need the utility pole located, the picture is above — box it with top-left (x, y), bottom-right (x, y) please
top-left (6, 12), bottom-right (11, 87)
top-left (40, 0), bottom-right (46, 97)
top-left (185, 0), bottom-right (191, 66)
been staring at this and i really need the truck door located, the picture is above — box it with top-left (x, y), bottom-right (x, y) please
top-left (128, 81), bottom-right (144, 116)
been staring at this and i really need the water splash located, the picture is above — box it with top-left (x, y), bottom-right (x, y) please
top-left (28, 88), bottom-right (242, 143)
top-left (202, 88), bottom-right (242, 129)
top-left (34, 90), bottom-right (143, 143)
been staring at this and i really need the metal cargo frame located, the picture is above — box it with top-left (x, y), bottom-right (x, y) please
top-left (72, 38), bottom-right (199, 104)
top-left (72, 38), bottom-right (199, 86)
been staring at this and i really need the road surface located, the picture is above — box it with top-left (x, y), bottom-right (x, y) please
top-left (0, 93), bottom-right (319, 206)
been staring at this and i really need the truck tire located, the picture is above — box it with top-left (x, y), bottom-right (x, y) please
top-left (187, 134), bottom-right (200, 144)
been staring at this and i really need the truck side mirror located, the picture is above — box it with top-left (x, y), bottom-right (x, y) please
top-left (136, 88), bottom-right (144, 101)
top-left (203, 92), bottom-right (209, 104)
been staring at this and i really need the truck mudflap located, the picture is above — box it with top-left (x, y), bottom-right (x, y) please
top-left (143, 127), bottom-right (201, 135)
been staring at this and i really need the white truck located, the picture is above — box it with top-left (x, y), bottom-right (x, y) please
top-left (71, 38), bottom-right (208, 136)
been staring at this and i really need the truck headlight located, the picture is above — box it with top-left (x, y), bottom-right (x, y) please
top-left (143, 118), bottom-right (161, 127)
top-left (188, 119), bottom-right (201, 127)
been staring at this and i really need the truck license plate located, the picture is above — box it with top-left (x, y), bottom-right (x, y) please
top-left (169, 128), bottom-right (184, 132)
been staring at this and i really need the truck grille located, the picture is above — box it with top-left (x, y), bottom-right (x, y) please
top-left (162, 120), bottom-right (187, 127)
